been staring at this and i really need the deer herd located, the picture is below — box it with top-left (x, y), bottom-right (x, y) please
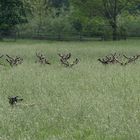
top-left (98, 53), bottom-right (140, 66)
top-left (0, 52), bottom-right (79, 67)
top-left (4, 52), bottom-right (140, 106)
top-left (0, 52), bottom-right (140, 68)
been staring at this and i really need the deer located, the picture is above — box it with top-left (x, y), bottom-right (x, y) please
top-left (123, 54), bottom-right (140, 65)
top-left (8, 96), bottom-right (23, 106)
top-left (35, 52), bottom-right (51, 65)
top-left (58, 53), bottom-right (79, 67)
top-left (98, 53), bottom-right (140, 66)
top-left (98, 53), bottom-right (119, 65)
top-left (6, 54), bottom-right (23, 67)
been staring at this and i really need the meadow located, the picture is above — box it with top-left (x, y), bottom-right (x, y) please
top-left (0, 39), bottom-right (140, 140)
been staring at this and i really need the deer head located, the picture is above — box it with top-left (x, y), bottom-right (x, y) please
top-left (36, 52), bottom-right (51, 65)
top-left (58, 53), bottom-right (79, 67)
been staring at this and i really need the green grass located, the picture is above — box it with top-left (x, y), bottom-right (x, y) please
top-left (0, 39), bottom-right (140, 140)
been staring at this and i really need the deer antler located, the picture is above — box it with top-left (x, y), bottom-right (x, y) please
top-left (98, 53), bottom-right (118, 65)
top-left (123, 54), bottom-right (140, 65)
top-left (98, 53), bottom-right (140, 66)
top-left (6, 55), bottom-right (23, 67)
top-left (58, 53), bottom-right (71, 60)
top-left (6, 54), bottom-right (14, 60)
top-left (36, 52), bottom-right (51, 65)
top-left (70, 58), bottom-right (79, 67)
top-left (58, 53), bottom-right (79, 67)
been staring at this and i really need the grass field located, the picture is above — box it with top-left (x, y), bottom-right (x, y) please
top-left (0, 39), bottom-right (140, 140)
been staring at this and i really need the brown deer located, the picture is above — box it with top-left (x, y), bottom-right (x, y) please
top-left (36, 52), bottom-right (51, 65)
top-left (58, 53), bottom-right (79, 67)
top-left (6, 54), bottom-right (23, 67)
top-left (98, 53), bottom-right (118, 65)
top-left (98, 53), bottom-right (140, 66)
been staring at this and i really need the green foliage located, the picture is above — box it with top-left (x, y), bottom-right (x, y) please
top-left (48, 0), bottom-right (69, 8)
top-left (71, 0), bottom-right (102, 17)
top-left (72, 19), bottom-right (83, 32)
top-left (0, 0), bottom-right (27, 32)
top-left (3, 0), bottom-right (139, 40)
top-left (118, 13), bottom-right (140, 37)
top-left (17, 7), bottom-right (74, 38)
top-left (45, 8), bottom-right (74, 34)
top-left (71, 0), bottom-right (140, 40)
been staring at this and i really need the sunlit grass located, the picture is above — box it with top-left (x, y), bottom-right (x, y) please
top-left (0, 39), bottom-right (140, 140)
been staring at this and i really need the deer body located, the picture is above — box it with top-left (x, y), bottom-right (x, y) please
top-left (8, 96), bottom-right (23, 105)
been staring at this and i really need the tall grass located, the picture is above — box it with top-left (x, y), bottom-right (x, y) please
top-left (0, 39), bottom-right (140, 140)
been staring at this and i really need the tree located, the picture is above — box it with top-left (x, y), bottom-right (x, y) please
top-left (0, 0), bottom-right (27, 36)
top-left (71, 0), bottom-right (139, 40)
top-left (101, 0), bottom-right (139, 40)
top-left (20, 0), bottom-right (73, 38)
top-left (28, 0), bottom-right (47, 34)
top-left (48, 0), bottom-right (69, 9)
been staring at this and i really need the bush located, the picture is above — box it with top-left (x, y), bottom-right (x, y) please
top-left (17, 8), bottom-right (74, 38)
top-left (118, 14), bottom-right (140, 37)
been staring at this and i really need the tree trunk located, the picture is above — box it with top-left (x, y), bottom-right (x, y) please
top-left (112, 24), bottom-right (117, 40)
top-left (112, 0), bottom-right (118, 41)
top-left (0, 31), bottom-right (3, 41)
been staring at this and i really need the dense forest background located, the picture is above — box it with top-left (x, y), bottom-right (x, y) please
top-left (0, 0), bottom-right (140, 40)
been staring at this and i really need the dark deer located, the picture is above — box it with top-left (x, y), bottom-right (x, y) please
top-left (98, 53), bottom-right (118, 65)
top-left (98, 53), bottom-right (140, 66)
top-left (8, 96), bottom-right (23, 105)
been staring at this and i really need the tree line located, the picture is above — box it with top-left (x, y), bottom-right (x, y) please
top-left (0, 0), bottom-right (140, 40)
